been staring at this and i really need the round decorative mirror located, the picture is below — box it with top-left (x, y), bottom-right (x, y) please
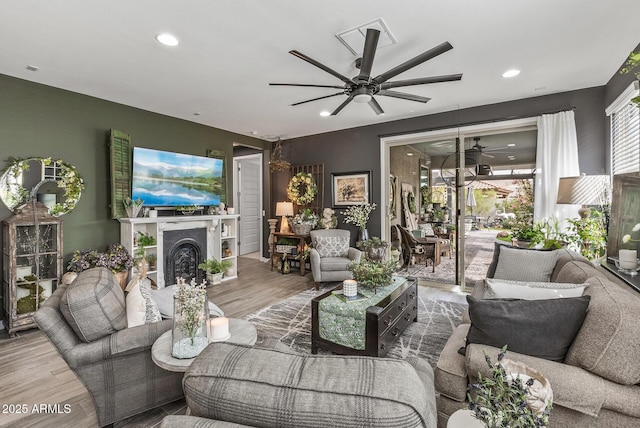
top-left (0, 157), bottom-right (84, 216)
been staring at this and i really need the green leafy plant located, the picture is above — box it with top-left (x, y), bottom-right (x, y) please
top-left (468, 346), bottom-right (553, 428)
top-left (137, 231), bottom-right (156, 247)
top-left (291, 208), bottom-right (318, 226)
top-left (198, 258), bottom-right (232, 274)
top-left (621, 51), bottom-right (640, 107)
top-left (348, 259), bottom-right (396, 292)
top-left (356, 236), bottom-right (389, 249)
top-left (565, 210), bottom-right (608, 260)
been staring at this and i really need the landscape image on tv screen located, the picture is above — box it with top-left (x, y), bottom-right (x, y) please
top-left (131, 147), bottom-right (224, 206)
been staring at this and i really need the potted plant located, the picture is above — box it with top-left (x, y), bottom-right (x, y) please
top-left (317, 207), bottom-right (338, 229)
top-left (198, 258), bottom-right (233, 285)
top-left (565, 209), bottom-right (607, 260)
top-left (348, 259), bottom-right (397, 293)
top-left (291, 208), bottom-right (318, 235)
top-left (67, 243), bottom-right (134, 290)
top-left (356, 236), bottom-right (389, 261)
top-left (137, 231), bottom-right (156, 247)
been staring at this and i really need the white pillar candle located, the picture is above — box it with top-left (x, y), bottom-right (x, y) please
top-left (343, 279), bottom-right (358, 298)
top-left (619, 249), bottom-right (638, 269)
top-left (208, 317), bottom-right (230, 342)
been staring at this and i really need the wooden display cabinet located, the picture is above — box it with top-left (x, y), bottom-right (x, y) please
top-left (2, 202), bottom-right (63, 336)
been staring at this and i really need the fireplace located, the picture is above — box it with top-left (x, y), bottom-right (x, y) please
top-left (163, 228), bottom-right (207, 285)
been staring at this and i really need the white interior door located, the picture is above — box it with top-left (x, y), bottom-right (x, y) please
top-left (233, 154), bottom-right (262, 255)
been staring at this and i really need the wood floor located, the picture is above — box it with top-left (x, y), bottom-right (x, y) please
top-left (0, 256), bottom-right (314, 428)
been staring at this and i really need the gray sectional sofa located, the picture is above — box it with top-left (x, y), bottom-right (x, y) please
top-left (162, 342), bottom-right (438, 428)
top-left (435, 247), bottom-right (640, 427)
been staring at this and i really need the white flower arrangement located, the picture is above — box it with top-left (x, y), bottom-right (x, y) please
top-left (622, 222), bottom-right (640, 244)
top-left (342, 203), bottom-right (377, 230)
top-left (174, 277), bottom-right (208, 345)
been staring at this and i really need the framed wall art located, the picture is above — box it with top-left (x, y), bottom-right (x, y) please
top-left (331, 171), bottom-right (371, 207)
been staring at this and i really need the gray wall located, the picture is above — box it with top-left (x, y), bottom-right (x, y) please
top-left (279, 86), bottom-right (608, 239)
top-left (0, 74), bottom-right (269, 268)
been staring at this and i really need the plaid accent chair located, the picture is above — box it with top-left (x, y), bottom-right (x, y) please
top-left (34, 268), bottom-right (184, 427)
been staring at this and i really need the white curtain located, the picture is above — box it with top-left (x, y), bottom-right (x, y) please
top-left (534, 111), bottom-right (580, 228)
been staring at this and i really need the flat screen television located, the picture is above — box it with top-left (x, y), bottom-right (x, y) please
top-left (131, 147), bottom-right (224, 206)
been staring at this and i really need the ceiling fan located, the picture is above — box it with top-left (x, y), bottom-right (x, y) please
top-left (269, 28), bottom-right (462, 116)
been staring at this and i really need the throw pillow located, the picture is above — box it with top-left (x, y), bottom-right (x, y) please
top-left (59, 267), bottom-right (127, 342)
top-left (125, 282), bottom-right (147, 328)
top-left (484, 278), bottom-right (586, 300)
top-left (465, 295), bottom-right (590, 362)
top-left (125, 276), bottom-right (162, 326)
top-left (486, 242), bottom-right (555, 278)
top-left (313, 236), bottom-right (349, 258)
top-left (419, 223), bottom-right (435, 236)
top-left (493, 246), bottom-right (558, 282)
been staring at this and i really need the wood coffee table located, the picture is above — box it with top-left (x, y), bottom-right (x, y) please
top-left (152, 318), bottom-right (257, 372)
top-left (311, 277), bottom-right (417, 357)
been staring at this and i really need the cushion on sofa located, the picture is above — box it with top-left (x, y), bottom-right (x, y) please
top-left (435, 323), bottom-right (471, 402)
top-left (484, 278), bottom-right (586, 300)
top-left (486, 242), bottom-right (555, 278)
top-left (550, 249), bottom-right (592, 282)
top-left (493, 246), bottom-right (558, 282)
top-left (554, 260), bottom-right (609, 284)
top-left (565, 276), bottom-right (640, 385)
top-left (183, 342), bottom-right (435, 428)
top-left (59, 267), bottom-right (127, 342)
top-left (465, 295), bottom-right (590, 362)
top-left (313, 235), bottom-right (349, 257)
top-left (125, 276), bottom-right (162, 327)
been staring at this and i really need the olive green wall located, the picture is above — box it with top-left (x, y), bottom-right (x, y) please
top-left (0, 74), bottom-right (268, 269)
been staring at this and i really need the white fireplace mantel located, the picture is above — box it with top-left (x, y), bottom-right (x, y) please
top-left (119, 215), bottom-right (239, 288)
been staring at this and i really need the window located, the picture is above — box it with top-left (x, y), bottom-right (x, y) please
top-left (607, 81), bottom-right (640, 175)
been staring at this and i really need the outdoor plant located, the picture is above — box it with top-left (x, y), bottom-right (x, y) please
top-left (621, 50), bottom-right (640, 107)
top-left (468, 346), bottom-right (553, 428)
top-left (342, 203), bottom-right (377, 230)
top-left (198, 258), bottom-right (233, 274)
top-left (529, 217), bottom-right (566, 250)
top-left (565, 209), bottom-right (608, 260)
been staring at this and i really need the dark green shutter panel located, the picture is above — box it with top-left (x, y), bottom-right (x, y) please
top-left (110, 129), bottom-right (131, 219)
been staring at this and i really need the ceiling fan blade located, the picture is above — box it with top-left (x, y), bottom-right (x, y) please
top-left (290, 92), bottom-right (345, 106)
top-left (380, 74), bottom-right (463, 89)
top-left (373, 41), bottom-right (454, 84)
top-left (289, 50), bottom-right (353, 85)
top-left (378, 90), bottom-right (430, 103)
top-left (368, 97), bottom-right (384, 115)
top-left (357, 28), bottom-right (380, 83)
top-left (270, 83), bottom-right (345, 89)
top-left (331, 96), bottom-right (354, 115)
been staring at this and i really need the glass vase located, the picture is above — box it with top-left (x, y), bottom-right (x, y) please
top-left (359, 228), bottom-right (369, 242)
top-left (171, 293), bottom-right (209, 359)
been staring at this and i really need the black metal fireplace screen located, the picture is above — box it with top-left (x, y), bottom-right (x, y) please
top-left (163, 228), bottom-right (207, 285)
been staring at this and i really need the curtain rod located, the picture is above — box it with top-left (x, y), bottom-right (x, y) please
top-left (379, 106), bottom-right (576, 140)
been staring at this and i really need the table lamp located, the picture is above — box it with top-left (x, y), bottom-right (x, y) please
top-left (276, 201), bottom-right (294, 233)
top-left (556, 174), bottom-right (610, 218)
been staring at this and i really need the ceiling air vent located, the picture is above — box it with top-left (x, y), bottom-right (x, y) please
top-left (335, 18), bottom-right (396, 56)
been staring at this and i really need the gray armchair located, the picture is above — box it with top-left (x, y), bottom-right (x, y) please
top-left (309, 229), bottom-right (361, 290)
top-left (34, 268), bottom-right (184, 427)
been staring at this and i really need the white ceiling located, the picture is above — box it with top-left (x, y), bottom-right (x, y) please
top-left (2, 1), bottom-right (639, 141)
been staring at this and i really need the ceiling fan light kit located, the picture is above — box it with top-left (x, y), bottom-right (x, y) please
top-left (270, 28), bottom-right (462, 116)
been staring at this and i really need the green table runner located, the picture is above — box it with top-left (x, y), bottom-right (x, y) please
top-left (318, 276), bottom-right (407, 350)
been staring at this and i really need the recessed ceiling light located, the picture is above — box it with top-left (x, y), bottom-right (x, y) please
top-left (507, 143), bottom-right (516, 147)
top-left (156, 33), bottom-right (179, 47)
top-left (320, 111), bottom-right (330, 117)
top-left (407, 152), bottom-right (414, 156)
top-left (502, 69), bottom-right (520, 78)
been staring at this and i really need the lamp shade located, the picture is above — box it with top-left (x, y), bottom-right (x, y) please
top-left (275, 201), bottom-right (294, 217)
top-left (556, 175), bottom-right (610, 205)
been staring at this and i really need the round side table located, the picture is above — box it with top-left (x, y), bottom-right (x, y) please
top-left (152, 318), bottom-right (257, 372)
top-left (447, 409), bottom-right (484, 428)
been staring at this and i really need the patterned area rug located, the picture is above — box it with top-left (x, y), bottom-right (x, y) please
top-left (244, 284), bottom-right (467, 368)
top-left (397, 230), bottom-right (496, 286)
